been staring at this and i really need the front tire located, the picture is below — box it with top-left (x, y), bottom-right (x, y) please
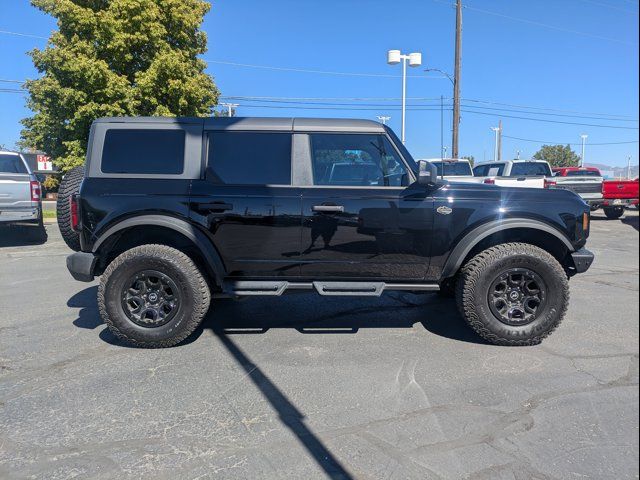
top-left (456, 243), bottom-right (569, 346)
top-left (603, 206), bottom-right (624, 220)
top-left (98, 244), bottom-right (211, 348)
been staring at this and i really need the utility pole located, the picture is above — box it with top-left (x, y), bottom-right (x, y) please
top-left (221, 102), bottom-right (238, 117)
top-left (580, 134), bottom-right (588, 167)
top-left (497, 120), bottom-right (502, 161)
top-left (491, 126), bottom-right (500, 161)
top-left (377, 115), bottom-right (391, 125)
top-left (452, 0), bottom-right (462, 159)
top-left (516, 150), bottom-right (521, 160)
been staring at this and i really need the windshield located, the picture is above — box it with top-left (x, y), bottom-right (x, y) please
top-left (566, 170), bottom-right (601, 177)
top-left (435, 162), bottom-right (473, 176)
top-left (510, 162), bottom-right (552, 177)
top-left (0, 154), bottom-right (28, 174)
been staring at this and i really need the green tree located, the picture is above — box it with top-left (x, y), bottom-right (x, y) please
top-left (532, 144), bottom-right (580, 167)
top-left (21, 0), bottom-right (219, 172)
top-left (461, 155), bottom-right (475, 167)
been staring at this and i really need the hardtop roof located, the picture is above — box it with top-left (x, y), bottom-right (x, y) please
top-left (92, 116), bottom-right (386, 132)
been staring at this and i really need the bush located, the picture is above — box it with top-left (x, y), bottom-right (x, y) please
top-left (42, 175), bottom-right (60, 193)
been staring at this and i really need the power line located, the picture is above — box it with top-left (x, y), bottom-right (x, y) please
top-left (0, 29), bottom-right (47, 40)
top-left (503, 134), bottom-right (639, 146)
top-left (461, 109), bottom-right (639, 130)
top-left (203, 59), bottom-right (434, 79)
top-left (575, 0), bottom-right (639, 14)
top-left (432, 0), bottom-right (639, 45)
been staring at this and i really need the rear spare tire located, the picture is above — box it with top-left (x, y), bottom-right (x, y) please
top-left (57, 165), bottom-right (84, 251)
top-left (456, 243), bottom-right (569, 346)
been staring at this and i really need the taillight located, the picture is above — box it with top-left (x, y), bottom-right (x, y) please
top-left (483, 178), bottom-right (495, 185)
top-left (30, 180), bottom-right (41, 201)
top-left (70, 194), bottom-right (80, 231)
top-left (583, 212), bottom-right (590, 232)
top-left (544, 179), bottom-right (557, 189)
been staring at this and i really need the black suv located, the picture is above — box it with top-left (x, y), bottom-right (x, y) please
top-left (62, 117), bottom-right (594, 348)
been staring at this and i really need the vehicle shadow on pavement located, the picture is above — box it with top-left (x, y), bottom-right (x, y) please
top-left (198, 293), bottom-right (487, 345)
top-left (0, 226), bottom-right (47, 247)
top-left (621, 215), bottom-right (639, 232)
top-left (67, 287), bottom-right (487, 346)
top-left (68, 286), bottom-right (103, 330)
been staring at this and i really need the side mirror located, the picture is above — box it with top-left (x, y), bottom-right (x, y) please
top-left (417, 160), bottom-right (438, 187)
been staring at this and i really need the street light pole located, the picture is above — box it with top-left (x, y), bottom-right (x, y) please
top-left (387, 50), bottom-right (422, 144)
top-left (628, 155), bottom-right (632, 179)
top-left (580, 134), bottom-right (588, 167)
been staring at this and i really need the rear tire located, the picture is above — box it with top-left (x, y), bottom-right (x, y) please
top-left (456, 243), bottom-right (569, 346)
top-left (98, 244), bottom-right (211, 348)
top-left (603, 206), bottom-right (624, 220)
top-left (57, 165), bottom-right (84, 251)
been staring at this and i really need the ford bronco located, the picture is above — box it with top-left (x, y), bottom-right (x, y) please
top-left (60, 117), bottom-right (594, 348)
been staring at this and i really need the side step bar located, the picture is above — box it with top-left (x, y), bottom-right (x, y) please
top-left (223, 280), bottom-right (439, 297)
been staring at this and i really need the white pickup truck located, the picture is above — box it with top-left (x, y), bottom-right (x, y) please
top-left (419, 159), bottom-right (483, 184)
top-left (0, 150), bottom-right (46, 238)
top-left (472, 160), bottom-right (554, 189)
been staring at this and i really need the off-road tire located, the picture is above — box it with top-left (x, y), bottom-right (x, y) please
top-left (456, 243), bottom-right (569, 346)
top-left (603, 206), bottom-right (624, 220)
top-left (98, 244), bottom-right (211, 348)
top-left (57, 165), bottom-right (84, 251)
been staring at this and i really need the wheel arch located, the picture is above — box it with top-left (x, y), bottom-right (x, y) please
top-left (92, 215), bottom-right (225, 287)
top-left (441, 219), bottom-right (574, 280)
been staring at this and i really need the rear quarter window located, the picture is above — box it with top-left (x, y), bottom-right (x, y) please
top-left (101, 129), bottom-right (185, 174)
top-left (0, 154), bottom-right (28, 174)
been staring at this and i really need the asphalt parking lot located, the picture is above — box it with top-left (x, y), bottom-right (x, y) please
top-left (1, 211), bottom-right (638, 479)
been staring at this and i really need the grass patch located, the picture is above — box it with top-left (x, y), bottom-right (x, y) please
top-left (43, 210), bottom-right (57, 219)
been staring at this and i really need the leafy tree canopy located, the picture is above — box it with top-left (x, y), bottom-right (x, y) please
top-left (532, 144), bottom-right (580, 167)
top-left (461, 155), bottom-right (474, 167)
top-left (21, 0), bottom-right (219, 172)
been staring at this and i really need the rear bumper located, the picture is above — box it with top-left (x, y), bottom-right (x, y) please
top-left (602, 198), bottom-right (639, 207)
top-left (571, 248), bottom-right (594, 274)
top-left (66, 252), bottom-right (97, 282)
top-left (0, 206), bottom-right (40, 224)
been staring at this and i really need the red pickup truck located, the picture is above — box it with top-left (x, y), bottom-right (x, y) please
top-left (600, 179), bottom-right (639, 219)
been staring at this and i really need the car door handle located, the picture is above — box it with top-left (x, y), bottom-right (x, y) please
top-left (313, 205), bottom-right (344, 213)
top-left (200, 202), bottom-right (233, 212)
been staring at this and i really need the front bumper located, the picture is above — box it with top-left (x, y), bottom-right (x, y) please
top-left (66, 252), bottom-right (97, 282)
top-left (571, 248), bottom-right (594, 274)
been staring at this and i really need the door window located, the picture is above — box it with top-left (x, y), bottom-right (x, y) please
top-left (309, 134), bottom-right (408, 187)
top-left (207, 132), bottom-right (292, 185)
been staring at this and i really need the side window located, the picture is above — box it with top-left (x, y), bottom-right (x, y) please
top-left (101, 129), bottom-right (185, 174)
top-left (207, 132), bottom-right (292, 185)
top-left (309, 134), bottom-right (408, 187)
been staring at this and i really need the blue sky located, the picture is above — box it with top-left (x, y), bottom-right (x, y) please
top-left (0, 0), bottom-right (638, 166)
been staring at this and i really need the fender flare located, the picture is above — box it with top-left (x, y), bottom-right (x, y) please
top-left (92, 215), bottom-right (226, 285)
top-left (440, 218), bottom-right (574, 279)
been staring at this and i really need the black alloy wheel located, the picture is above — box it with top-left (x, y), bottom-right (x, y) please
top-left (488, 268), bottom-right (547, 326)
top-left (121, 270), bottom-right (180, 327)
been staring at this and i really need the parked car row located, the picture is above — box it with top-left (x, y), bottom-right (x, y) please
top-left (422, 158), bottom-right (638, 220)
